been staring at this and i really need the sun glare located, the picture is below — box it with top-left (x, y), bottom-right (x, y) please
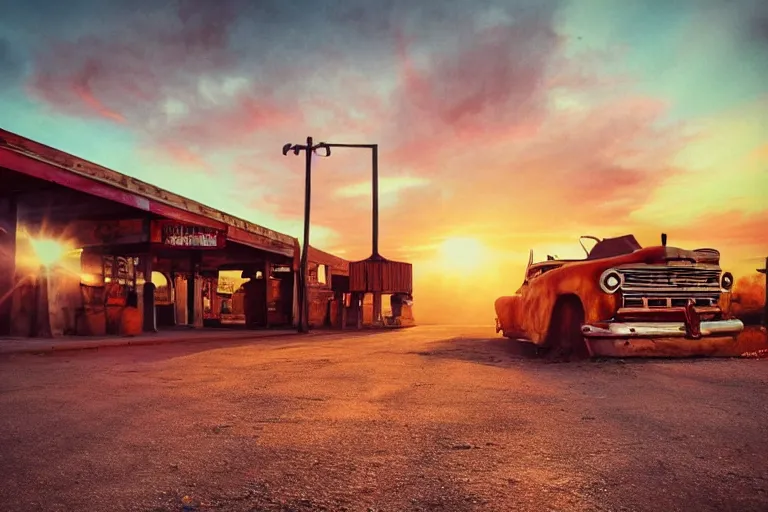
top-left (28, 238), bottom-right (67, 268)
top-left (438, 237), bottom-right (488, 271)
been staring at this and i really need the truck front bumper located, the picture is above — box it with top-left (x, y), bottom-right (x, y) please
top-left (581, 319), bottom-right (744, 338)
top-left (580, 319), bottom-right (744, 358)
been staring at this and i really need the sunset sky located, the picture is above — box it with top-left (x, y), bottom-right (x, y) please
top-left (1, 0), bottom-right (766, 323)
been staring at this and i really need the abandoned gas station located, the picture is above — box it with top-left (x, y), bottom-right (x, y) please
top-left (0, 129), bottom-right (411, 339)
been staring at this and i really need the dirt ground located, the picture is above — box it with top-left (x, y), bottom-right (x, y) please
top-left (0, 326), bottom-right (767, 512)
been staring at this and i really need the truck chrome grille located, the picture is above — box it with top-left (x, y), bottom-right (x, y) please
top-left (617, 265), bottom-right (721, 308)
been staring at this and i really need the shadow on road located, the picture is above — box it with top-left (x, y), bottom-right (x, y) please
top-left (408, 336), bottom-right (558, 368)
top-left (7, 329), bottom-right (389, 366)
top-left (411, 334), bottom-right (763, 370)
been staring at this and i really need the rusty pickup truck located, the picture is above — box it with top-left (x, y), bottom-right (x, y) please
top-left (494, 234), bottom-right (744, 357)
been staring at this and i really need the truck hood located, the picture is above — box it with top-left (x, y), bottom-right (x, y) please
top-left (629, 246), bottom-right (720, 265)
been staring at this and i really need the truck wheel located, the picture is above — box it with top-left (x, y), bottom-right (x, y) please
top-left (546, 299), bottom-right (589, 360)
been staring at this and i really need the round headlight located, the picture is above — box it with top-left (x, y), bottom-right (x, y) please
top-left (599, 269), bottom-right (623, 294)
top-left (721, 272), bottom-right (734, 291)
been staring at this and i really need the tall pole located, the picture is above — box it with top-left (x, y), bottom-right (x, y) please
top-left (283, 141), bottom-right (381, 328)
top-left (370, 145), bottom-right (382, 325)
top-left (763, 257), bottom-right (768, 329)
top-left (299, 136), bottom-right (313, 334)
top-left (371, 144), bottom-right (379, 259)
top-left (282, 137), bottom-right (329, 334)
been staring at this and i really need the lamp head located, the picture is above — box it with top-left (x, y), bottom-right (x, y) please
top-left (314, 143), bottom-right (331, 157)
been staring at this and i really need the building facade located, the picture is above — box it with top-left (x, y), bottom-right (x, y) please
top-left (0, 128), bottom-right (350, 337)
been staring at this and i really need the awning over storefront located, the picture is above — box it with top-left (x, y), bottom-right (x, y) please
top-left (0, 129), bottom-right (297, 259)
top-left (307, 246), bottom-right (350, 276)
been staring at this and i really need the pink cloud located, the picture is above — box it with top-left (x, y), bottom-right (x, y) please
top-left (160, 95), bottom-right (303, 151)
top-left (23, 1), bottom-right (764, 276)
top-left (157, 142), bottom-right (210, 171)
top-left (28, 0), bottom-right (236, 122)
top-left (235, 16), bottom-right (697, 262)
top-left (26, 1), bottom-right (259, 149)
top-left (387, 19), bottom-right (559, 168)
top-left (361, 95), bottom-right (688, 254)
top-left (662, 210), bottom-right (768, 251)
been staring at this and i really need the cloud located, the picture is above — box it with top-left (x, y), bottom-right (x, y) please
top-left (154, 142), bottom-right (210, 171)
top-left (0, 37), bottom-right (24, 90)
top-left (387, 6), bottom-right (560, 167)
top-left (280, 8), bottom-right (695, 265)
top-left (374, 96), bottom-right (686, 249)
top-left (26, 1), bottom-right (244, 124)
top-left (661, 210), bottom-right (768, 252)
top-left (335, 176), bottom-right (429, 199)
top-left (753, 15), bottom-right (768, 44)
top-left (10, 1), bottom-right (767, 291)
top-left (7, 0), bottom-right (768, 327)
top-left (16, 0), bottom-right (694, 256)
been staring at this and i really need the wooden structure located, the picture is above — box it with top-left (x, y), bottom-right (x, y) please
top-left (0, 128), bottom-right (306, 337)
top-left (349, 256), bottom-right (413, 326)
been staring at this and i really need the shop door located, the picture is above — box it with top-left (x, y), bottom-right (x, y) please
top-left (202, 276), bottom-right (221, 323)
top-left (174, 275), bottom-right (188, 325)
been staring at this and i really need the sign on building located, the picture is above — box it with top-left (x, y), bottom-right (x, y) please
top-left (150, 220), bottom-right (226, 249)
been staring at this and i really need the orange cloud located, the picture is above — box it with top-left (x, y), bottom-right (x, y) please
top-left (335, 176), bottom-right (429, 199)
top-left (656, 210), bottom-right (768, 253)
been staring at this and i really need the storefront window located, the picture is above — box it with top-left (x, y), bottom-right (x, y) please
top-left (317, 264), bottom-right (327, 285)
top-left (103, 257), bottom-right (114, 284)
top-left (102, 255), bottom-right (138, 306)
top-left (151, 271), bottom-right (172, 305)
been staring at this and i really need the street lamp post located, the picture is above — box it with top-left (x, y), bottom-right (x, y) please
top-left (320, 144), bottom-right (383, 325)
top-left (281, 137), bottom-right (330, 333)
top-left (758, 257), bottom-right (767, 328)
top-left (281, 140), bottom-right (381, 331)
top-left (322, 144), bottom-right (380, 258)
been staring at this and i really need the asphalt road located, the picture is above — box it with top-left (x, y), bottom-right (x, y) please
top-left (0, 326), bottom-right (766, 512)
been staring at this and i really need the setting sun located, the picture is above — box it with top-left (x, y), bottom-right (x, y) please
top-left (438, 237), bottom-right (488, 270)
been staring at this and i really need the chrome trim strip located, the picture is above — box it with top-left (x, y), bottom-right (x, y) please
top-left (581, 319), bottom-right (744, 338)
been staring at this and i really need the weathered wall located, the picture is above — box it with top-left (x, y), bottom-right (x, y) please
top-left (9, 231), bottom-right (40, 337)
top-left (9, 277), bottom-right (35, 337)
top-left (307, 285), bottom-right (336, 328)
top-left (362, 293), bottom-right (374, 325)
top-left (47, 261), bottom-right (82, 336)
top-left (78, 251), bottom-right (107, 336)
top-left (0, 196), bottom-right (16, 335)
